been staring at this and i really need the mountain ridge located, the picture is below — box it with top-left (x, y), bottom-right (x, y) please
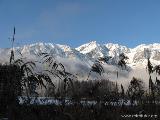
top-left (1, 41), bottom-right (160, 67)
top-left (1, 41), bottom-right (160, 84)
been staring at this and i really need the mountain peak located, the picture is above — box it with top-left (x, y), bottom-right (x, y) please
top-left (89, 40), bottom-right (97, 44)
top-left (75, 41), bottom-right (99, 53)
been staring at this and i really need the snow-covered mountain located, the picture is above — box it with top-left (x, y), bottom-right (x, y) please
top-left (0, 43), bottom-right (91, 63)
top-left (1, 41), bottom-right (160, 67)
top-left (76, 41), bottom-right (160, 67)
top-left (76, 41), bottom-right (109, 59)
top-left (1, 41), bottom-right (160, 86)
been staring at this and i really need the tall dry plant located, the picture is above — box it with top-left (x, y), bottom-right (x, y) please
top-left (9, 27), bottom-right (15, 64)
top-left (8, 28), bottom-right (55, 98)
top-left (39, 52), bottom-right (76, 101)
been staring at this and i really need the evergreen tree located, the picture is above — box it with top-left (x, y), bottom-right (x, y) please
top-left (127, 77), bottom-right (144, 105)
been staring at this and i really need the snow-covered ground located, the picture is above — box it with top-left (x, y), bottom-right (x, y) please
top-left (18, 96), bottom-right (139, 106)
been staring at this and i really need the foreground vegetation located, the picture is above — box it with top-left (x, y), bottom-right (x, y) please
top-left (1, 103), bottom-right (159, 120)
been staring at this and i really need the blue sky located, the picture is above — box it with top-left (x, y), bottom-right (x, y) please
top-left (0, 0), bottom-right (160, 48)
